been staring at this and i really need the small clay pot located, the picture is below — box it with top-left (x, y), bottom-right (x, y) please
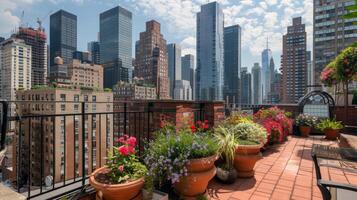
top-left (89, 167), bottom-right (144, 200)
top-left (299, 126), bottom-right (311, 137)
top-left (174, 155), bottom-right (217, 198)
top-left (216, 167), bottom-right (237, 184)
top-left (324, 128), bottom-right (340, 140)
top-left (234, 144), bottom-right (262, 178)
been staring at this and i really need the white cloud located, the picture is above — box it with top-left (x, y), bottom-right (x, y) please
top-left (0, 10), bottom-right (20, 35)
top-left (180, 36), bottom-right (196, 57)
top-left (264, 12), bottom-right (278, 28)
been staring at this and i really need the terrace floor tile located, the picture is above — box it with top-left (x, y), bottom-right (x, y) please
top-left (208, 136), bottom-right (355, 200)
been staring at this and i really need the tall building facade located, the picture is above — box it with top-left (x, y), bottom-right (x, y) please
top-left (87, 41), bottom-right (100, 64)
top-left (196, 2), bottom-right (224, 101)
top-left (174, 80), bottom-right (192, 100)
top-left (224, 25), bottom-right (241, 105)
top-left (135, 20), bottom-right (169, 99)
top-left (0, 38), bottom-right (32, 101)
top-left (313, 0), bottom-right (357, 85)
top-left (100, 6), bottom-right (132, 88)
top-left (50, 10), bottom-right (77, 66)
top-left (14, 88), bottom-right (113, 186)
top-left (240, 67), bottom-right (252, 104)
top-left (167, 43), bottom-right (181, 98)
top-left (281, 17), bottom-right (307, 103)
top-left (306, 51), bottom-right (314, 92)
top-left (252, 63), bottom-right (262, 104)
top-left (181, 54), bottom-right (195, 100)
top-left (261, 47), bottom-right (272, 101)
top-left (15, 27), bottom-right (47, 86)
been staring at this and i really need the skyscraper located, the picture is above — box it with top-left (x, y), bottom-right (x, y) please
top-left (15, 27), bottom-right (47, 86)
top-left (181, 54), bottom-right (195, 100)
top-left (87, 41), bottom-right (100, 64)
top-left (135, 20), bottom-right (169, 99)
top-left (240, 67), bottom-right (252, 104)
top-left (306, 51), bottom-right (314, 92)
top-left (313, 0), bottom-right (357, 85)
top-left (196, 2), bottom-right (224, 101)
top-left (281, 17), bottom-right (307, 103)
top-left (261, 43), bottom-right (272, 101)
top-left (167, 43), bottom-right (182, 98)
top-left (0, 38), bottom-right (32, 101)
top-left (224, 25), bottom-right (241, 105)
top-left (252, 63), bottom-right (262, 104)
top-left (50, 10), bottom-right (77, 66)
top-left (100, 6), bottom-right (132, 88)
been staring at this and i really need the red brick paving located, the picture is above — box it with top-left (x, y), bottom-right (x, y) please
top-left (208, 136), bottom-right (357, 200)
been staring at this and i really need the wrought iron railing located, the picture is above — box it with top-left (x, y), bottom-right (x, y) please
top-left (0, 100), bottom-right (205, 199)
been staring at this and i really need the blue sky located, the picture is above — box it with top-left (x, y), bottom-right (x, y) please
top-left (0, 0), bottom-right (313, 71)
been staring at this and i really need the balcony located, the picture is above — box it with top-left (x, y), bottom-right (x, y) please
top-left (0, 100), bottom-right (356, 199)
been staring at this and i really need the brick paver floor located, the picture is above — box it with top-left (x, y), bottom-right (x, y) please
top-left (208, 136), bottom-right (357, 200)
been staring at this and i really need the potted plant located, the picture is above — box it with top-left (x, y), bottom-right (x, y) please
top-left (316, 119), bottom-right (344, 140)
top-left (295, 114), bottom-right (317, 137)
top-left (233, 122), bottom-right (267, 178)
top-left (144, 121), bottom-right (219, 199)
top-left (214, 125), bottom-right (238, 184)
top-left (89, 135), bottom-right (147, 200)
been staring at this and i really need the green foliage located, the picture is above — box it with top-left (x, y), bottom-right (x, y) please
top-left (334, 47), bottom-right (357, 82)
top-left (231, 122), bottom-right (267, 145)
top-left (295, 114), bottom-right (318, 127)
top-left (316, 119), bottom-right (344, 131)
top-left (104, 88), bottom-right (112, 92)
top-left (214, 125), bottom-right (237, 169)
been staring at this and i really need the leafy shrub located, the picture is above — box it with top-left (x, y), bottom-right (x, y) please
top-left (295, 114), bottom-right (317, 127)
top-left (232, 122), bottom-right (267, 145)
top-left (316, 119), bottom-right (344, 131)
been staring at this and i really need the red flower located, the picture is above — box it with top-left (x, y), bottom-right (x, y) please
top-left (127, 145), bottom-right (135, 154)
top-left (127, 136), bottom-right (137, 147)
top-left (204, 120), bottom-right (208, 124)
top-left (118, 145), bottom-right (129, 156)
top-left (118, 165), bottom-right (124, 172)
top-left (196, 121), bottom-right (202, 125)
top-left (202, 123), bottom-right (209, 129)
top-left (190, 125), bottom-right (197, 133)
top-left (118, 137), bottom-right (125, 144)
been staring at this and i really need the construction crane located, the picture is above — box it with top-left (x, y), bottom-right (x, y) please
top-left (37, 10), bottom-right (53, 31)
top-left (20, 10), bottom-right (25, 28)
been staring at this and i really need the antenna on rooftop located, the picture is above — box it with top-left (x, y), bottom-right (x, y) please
top-left (37, 10), bottom-right (53, 31)
top-left (20, 11), bottom-right (25, 28)
top-left (266, 36), bottom-right (269, 50)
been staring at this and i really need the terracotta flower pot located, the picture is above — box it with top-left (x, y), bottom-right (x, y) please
top-left (89, 167), bottom-right (145, 200)
top-left (174, 155), bottom-right (217, 198)
top-left (299, 126), bottom-right (311, 137)
top-left (324, 128), bottom-right (340, 140)
top-left (234, 144), bottom-right (262, 178)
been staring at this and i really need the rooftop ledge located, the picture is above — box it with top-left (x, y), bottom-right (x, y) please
top-left (0, 184), bottom-right (26, 200)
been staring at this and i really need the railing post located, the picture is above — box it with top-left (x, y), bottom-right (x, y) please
top-left (123, 102), bottom-right (127, 135)
top-left (81, 102), bottom-right (86, 187)
top-left (0, 101), bottom-right (8, 150)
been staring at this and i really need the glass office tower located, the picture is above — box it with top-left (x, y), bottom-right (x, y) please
top-left (50, 10), bottom-right (77, 66)
top-left (100, 6), bottom-right (132, 88)
top-left (196, 2), bottom-right (224, 101)
top-left (224, 25), bottom-right (241, 105)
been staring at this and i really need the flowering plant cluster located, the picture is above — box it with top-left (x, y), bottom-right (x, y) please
top-left (106, 135), bottom-right (147, 184)
top-left (253, 107), bottom-right (293, 144)
top-left (144, 123), bottom-right (218, 187)
top-left (225, 113), bottom-right (253, 125)
top-left (295, 114), bottom-right (318, 127)
top-left (232, 122), bottom-right (267, 145)
top-left (334, 47), bottom-right (357, 82)
top-left (320, 63), bottom-right (338, 86)
top-left (190, 120), bottom-right (209, 133)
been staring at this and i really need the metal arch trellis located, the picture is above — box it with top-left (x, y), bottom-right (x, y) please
top-left (298, 90), bottom-right (335, 118)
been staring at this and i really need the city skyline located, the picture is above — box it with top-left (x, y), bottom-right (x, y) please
top-left (0, 0), bottom-right (314, 71)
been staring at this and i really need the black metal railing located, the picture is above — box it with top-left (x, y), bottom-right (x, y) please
top-left (0, 100), bottom-right (205, 199)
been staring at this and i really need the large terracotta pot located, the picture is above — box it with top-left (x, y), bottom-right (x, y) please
top-left (89, 167), bottom-right (144, 200)
top-left (234, 144), bottom-right (262, 178)
top-left (174, 155), bottom-right (217, 199)
top-left (299, 126), bottom-right (311, 137)
top-left (324, 129), bottom-right (340, 140)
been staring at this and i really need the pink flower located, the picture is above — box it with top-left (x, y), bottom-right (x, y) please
top-left (128, 145), bottom-right (135, 154)
top-left (118, 137), bottom-right (125, 144)
top-left (127, 137), bottom-right (137, 147)
top-left (118, 165), bottom-right (124, 172)
top-left (118, 145), bottom-right (129, 156)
